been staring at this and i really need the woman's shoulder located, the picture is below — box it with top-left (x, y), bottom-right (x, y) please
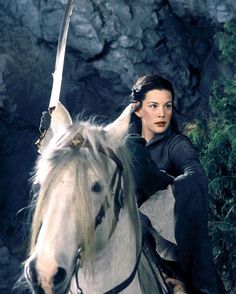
top-left (168, 132), bottom-right (193, 146)
top-left (125, 133), bottom-right (146, 146)
top-left (168, 132), bottom-right (197, 156)
top-left (168, 132), bottom-right (203, 173)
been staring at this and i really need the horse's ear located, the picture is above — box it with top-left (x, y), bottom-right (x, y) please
top-left (104, 104), bottom-right (132, 140)
top-left (38, 102), bottom-right (72, 153)
top-left (51, 101), bottom-right (72, 134)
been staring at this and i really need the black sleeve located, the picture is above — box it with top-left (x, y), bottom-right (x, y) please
top-left (168, 136), bottom-right (219, 293)
top-left (126, 134), bottom-right (174, 205)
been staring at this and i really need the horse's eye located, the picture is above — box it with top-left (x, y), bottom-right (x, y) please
top-left (91, 182), bottom-right (102, 193)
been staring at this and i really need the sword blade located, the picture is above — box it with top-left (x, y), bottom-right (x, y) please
top-left (49, 0), bottom-right (75, 110)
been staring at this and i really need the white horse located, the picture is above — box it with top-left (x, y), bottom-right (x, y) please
top-left (23, 103), bottom-right (170, 294)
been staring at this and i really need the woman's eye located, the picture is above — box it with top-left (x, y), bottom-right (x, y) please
top-left (91, 182), bottom-right (102, 193)
top-left (150, 104), bottom-right (157, 109)
top-left (165, 104), bottom-right (172, 109)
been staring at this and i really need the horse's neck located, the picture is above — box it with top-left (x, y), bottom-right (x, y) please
top-left (73, 205), bottom-right (142, 294)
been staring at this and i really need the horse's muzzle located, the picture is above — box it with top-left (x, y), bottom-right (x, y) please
top-left (25, 256), bottom-right (68, 294)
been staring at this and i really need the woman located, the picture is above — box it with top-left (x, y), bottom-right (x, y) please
top-left (129, 74), bottom-right (225, 294)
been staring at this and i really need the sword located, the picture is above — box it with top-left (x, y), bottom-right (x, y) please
top-left (49, 0), bottom-right (75, 111)
top-left (36, 0), bottom-right (75, 148)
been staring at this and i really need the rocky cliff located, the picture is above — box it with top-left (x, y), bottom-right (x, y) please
top-left (0, 1), bottom-right (235, 292)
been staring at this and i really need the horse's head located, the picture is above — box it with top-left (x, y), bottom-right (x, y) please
top-left (24, 104), bottom-right (139, 294)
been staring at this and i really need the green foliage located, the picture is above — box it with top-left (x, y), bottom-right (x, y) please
top-left (188, 20), bottom-right (236, 291)
top-left (215, 21), bottom-right (236, 64)
top-left (210, 79), bottom-right (236, 123)
top-left (187, 120), bottom-right (208, 156)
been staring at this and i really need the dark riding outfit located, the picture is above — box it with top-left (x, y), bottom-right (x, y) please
top-left (127, 115), bottom-right (226, 294)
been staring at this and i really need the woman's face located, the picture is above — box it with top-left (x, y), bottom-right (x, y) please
top-left (135, 89), bottom-right (173, 141)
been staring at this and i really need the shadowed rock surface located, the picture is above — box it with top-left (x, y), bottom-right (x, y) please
top-left (0, 1), bottom-right (235, 292)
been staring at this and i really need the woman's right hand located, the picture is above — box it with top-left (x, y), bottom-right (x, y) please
top-left (131, 101), bottom-right (141, 112)
top-left (39, 111), bottom-right (51, 134)
top-left (165, 277), bottom-right (188, 294)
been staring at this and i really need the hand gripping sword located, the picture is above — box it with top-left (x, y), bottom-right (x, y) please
top-left (36, 0), bottom-right (75, 148)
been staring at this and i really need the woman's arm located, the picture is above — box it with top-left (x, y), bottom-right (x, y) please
top-left (126, 134), bottom-right (174, 205)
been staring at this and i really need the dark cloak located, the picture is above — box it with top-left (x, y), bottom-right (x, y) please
top-left (128, 116), bottom-right (225, 294)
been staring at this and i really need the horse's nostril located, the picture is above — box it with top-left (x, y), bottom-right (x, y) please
top-left (53, 267), bottom-right (67, 286)
top-left (25, 257), bottom-right (45, 293)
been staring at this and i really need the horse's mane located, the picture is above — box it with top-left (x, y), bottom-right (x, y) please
top-left (29, 119), bottom-right (139, 271)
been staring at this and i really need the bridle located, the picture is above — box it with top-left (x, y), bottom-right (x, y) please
top-left (94, 146), bottom-right (124, 231)
top-left (67, 137), bottom-right (142, 294)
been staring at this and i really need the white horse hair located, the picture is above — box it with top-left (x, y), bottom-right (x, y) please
top-left (22, 103), bottom-right (168, 294)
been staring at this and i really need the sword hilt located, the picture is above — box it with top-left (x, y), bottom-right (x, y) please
top-left (35, 106), bottom-right (56, 151)
top-left (35, 130), bottom-right (47, 150)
